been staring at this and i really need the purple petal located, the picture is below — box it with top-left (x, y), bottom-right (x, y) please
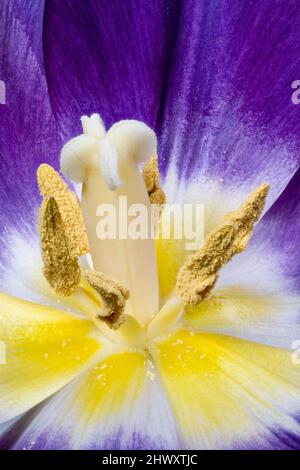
top-left (43, 0), bottom-right (179, 139)
top-left (236, 426), bottom-right (300, 450)
top-left (0, 0), bottom-right (61, 233)
top-left (250, 167), bottom-right (300, 288)
top-left (158, 0), bottom-right (300, 204)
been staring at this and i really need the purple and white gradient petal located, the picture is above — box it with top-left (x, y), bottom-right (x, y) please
top-left (0, 0), bottom-right (61, 233)
top-left (0, 0), bottom-right (300, 451)
top-left (158, 0), bottom-right (300, 203)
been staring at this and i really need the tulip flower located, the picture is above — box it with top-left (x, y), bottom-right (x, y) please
top-left (0, 0), bottom-right (300, 450)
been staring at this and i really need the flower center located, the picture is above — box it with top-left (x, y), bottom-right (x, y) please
top-left (70, 281), bottom-right (185, 350)
top-left (37, 113), bottom-right (269, 347)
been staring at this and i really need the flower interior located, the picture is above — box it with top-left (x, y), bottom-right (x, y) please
top-left (37, 113), bottom-right (269, 352)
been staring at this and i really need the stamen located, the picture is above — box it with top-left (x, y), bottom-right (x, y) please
top-left (85, 270), bottom-right (130, 329)
top-left (37, 164), bottom-right (89, 257)
top-left (176, 183), bottom-right (269, 305)
top-left (39, 197), bottom-right (81, 296)
top-left (143, 154), bottom-right (166, 206)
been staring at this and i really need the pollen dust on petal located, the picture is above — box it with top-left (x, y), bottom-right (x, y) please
top-left (176, 183), bottom-right (269, 305)
top-left (39, 197), bottom-right (81, 296)
top-left (37, 163), bottom-right (89, 257)
top-left (85, 270), bottom-right (130, 330)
